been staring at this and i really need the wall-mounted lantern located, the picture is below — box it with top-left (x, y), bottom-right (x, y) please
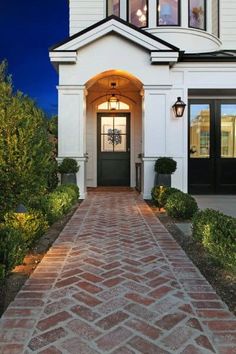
top-left (172, 97), bottom-right (186, 118)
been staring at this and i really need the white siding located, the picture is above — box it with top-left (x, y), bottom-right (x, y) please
top-left (69, 0), bottom-right (105, 36)
top-left (220, 0), bottom-right (236, 49)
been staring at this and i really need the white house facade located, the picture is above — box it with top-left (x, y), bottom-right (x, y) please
top-left (50, 0), bottom-right (236, 199)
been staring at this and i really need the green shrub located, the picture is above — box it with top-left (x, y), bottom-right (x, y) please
top-left (151, 186), bottom-right (181, 208)
top-left (4, 209), bottom-right (48, 247)
top-left (0, 60), bottom-right (56, 217)
top-left (32, 184), bottom-right (79, 224)
top-left (58, 158), bottom-right (79, 174)
top-left (0, 226), bottom-right (26, 275)
top-left (192, 209), bottom-right (236, 268)
top-left (154, 157), bottom-right (177, 174)
top-left (165, 192), bottom-right (198, 219)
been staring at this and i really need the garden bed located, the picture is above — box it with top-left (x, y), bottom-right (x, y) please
top-left (148, 203), bottom-right (236, 316)
top-left (0, 203), bottom-right (79, 317)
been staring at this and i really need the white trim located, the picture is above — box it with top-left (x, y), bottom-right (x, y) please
top-left (52, 19), bottom-right (177, 52)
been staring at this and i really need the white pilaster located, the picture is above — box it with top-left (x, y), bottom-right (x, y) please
top-left (57, 85), bottom-right (87, 199)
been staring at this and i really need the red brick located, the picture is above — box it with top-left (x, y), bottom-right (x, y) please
top-left (196, 310), bottom-right (234, 319)
top-left (0, 319), bottom-right (35, 329)
top-left (3, 308), bottom-right (38, 318)
top-left (219, 348), bottom-right (236, 354)
top-left (128, 336), bottom-right (169, 354)
top-left (73, 291), bottom-right (102, 306)
top-left (140, 255), bottom-right (157, 263)
top-left (125, 292), bottom-right (154, 305)
top-left (122, 258), bottom-right (141, 266)
top-left (111, 346), bottom-right (135, 354)
top-left (67, 319), bottom-right (101, 340)
top-left (195, 335), bottom-right (215, 352)
top-left (96, 327), bottom-right (132, 351)
top-left (96, 311), bottom-right (129, 330)
top-left (125, 318), bottom-right (162, 339)
top-left (16, 292), bottom-right (45, 299)
top-left (155, 312), bottom-right (187, 330)
top-left (76, 281), bottom-right (103, 293)
top-left (28, 327), bottom-right (67, 350)
top-left (0, 344), bottom-right (25, 354)
top-left (147, 276), bottom-right (170, 288)
top-left (79, 272), bottom-right (104, 283)
top-left (102, 261), bottom-right (121, 270)
top-left (188, 292), bottom-right (219, 300)
top-left (206, 320), bottom-right (236, 331)
top-left (71, 304), bottom-right (100, 321)
top-left (55, 276), bottom-right (79, 288)
top-left (39, 346), bottom-right (62, 354)
top-left (61, 268), bottom-right (83, 278)
top-left (192, 301), bottom-right (225, 309)
top-left (148, 285), bottom-right (172, 299)
top-left (161, 326), bottom-right (195, 350)
top-left (102, 277), bottom-right (125, 287)
top-left (182, 344), bottom-right (204, 354)
top-left (84, 257), bottom-right (104, 267)
top-left (36, 311), bottom-right (72, 331)
top-left (102, 269), bottom-right (124, 278)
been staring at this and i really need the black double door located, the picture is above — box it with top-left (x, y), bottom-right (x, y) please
top-left (97, 113), bottom-right (130, 186)
top-left (188, 100), bottom-right (236, 194)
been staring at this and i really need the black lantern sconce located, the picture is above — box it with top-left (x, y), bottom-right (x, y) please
top-left (172, 97), bottom-right (186, 118)
top-left (107, 82), bottom-right (120, 111)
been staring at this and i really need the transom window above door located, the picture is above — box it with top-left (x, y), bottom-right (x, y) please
top-left (98, 101), bottom-right (130, 111)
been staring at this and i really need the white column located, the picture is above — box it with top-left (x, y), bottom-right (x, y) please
top-left (142, 85), bottom-right (171, 199)
top-left (57, 85), bottom-right (87, 199)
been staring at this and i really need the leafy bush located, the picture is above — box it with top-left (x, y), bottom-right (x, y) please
top-left (192, 209), bottom-right (236, 268)
top-left (154, 157), bottom-right (177, 174)
top-left (31, 184), bottom-right (79, 224)
top-left (0, 226), bottom-right (26, 275)
top-left (58, 158), bottom-right (79, 174)
top-left (0, 60), bottom-right (56, 217)
top-left (4, 209), bottom-right (48, 247)
top-left (165, 192), bottom-right (198, 219)
top-left (151, 186), bottom-right (181, 208)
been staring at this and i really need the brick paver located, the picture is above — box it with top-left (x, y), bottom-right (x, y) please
top-left (0, 189), bottom-right (235, 353)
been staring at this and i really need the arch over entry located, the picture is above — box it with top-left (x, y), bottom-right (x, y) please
top-left (85, 69), bottom-right (143, 188)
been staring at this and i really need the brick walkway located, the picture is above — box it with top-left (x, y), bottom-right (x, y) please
top-left (0, 190), bottom-right (236, 354)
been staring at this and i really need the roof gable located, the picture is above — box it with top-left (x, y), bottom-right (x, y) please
top-left (50, 16), bottom-right (180, 66)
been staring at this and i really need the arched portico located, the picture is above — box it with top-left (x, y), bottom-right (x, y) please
top-left (85, 70), bottom-right (143, 189)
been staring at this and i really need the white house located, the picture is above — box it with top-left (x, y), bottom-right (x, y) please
top-left (50, 0), bottom-right (236, 199)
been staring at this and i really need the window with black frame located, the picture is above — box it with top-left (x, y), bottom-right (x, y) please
top-left (189, 0), bottom-right (206, 30)
top-left (128, 0), bottom-right (148, 28)
top-left (157, 0), bottom-right (180, 26)
top-left (107, 0), bottom-right (120, 17)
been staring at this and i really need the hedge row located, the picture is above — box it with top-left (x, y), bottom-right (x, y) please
top-left (0, 184), bottom-right (79, 281)
top-left (192, 209), bottom-right (236, 269)
top-left (151, 186), bottom-right (198, 219)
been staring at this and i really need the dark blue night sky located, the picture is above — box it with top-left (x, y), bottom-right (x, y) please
top-left (0, 1), bottom-right (69, 116)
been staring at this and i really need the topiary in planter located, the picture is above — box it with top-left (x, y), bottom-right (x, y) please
top-left (154, 157), bottom-right (177, 187)
top-left (165, 192), bottom-right (198, 219)
top-left (151, 186), bottom-right (181, 208)
top-left (58, 158), bottom-right (80, 185)
top-left (192, 209), bottom-right (236, 269)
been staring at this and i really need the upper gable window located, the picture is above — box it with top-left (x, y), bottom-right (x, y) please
top-left (107, 0), bottom-right (120, 17)
top-left (128, 0), bottom-right (148, 28)
top-left (157, 0), bottom-right (180, 26)
top-left (189, 0), bottom-right (206, 30)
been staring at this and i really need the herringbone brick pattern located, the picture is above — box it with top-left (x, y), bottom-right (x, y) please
top-left (0, 189), bottom-right (235, 353)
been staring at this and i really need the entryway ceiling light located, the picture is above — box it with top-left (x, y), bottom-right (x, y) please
top-left (107, 82), bottom-right (120, 111)
top-left (172, 97), bottom-right (186, 118)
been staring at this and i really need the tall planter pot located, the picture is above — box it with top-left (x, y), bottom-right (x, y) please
top-left (61, 173), bottom-right (77, 185)
top-left (155, 173), bottom-right (171, 187)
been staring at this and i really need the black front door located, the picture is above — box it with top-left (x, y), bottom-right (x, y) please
top-left (188, 100), bottom-right (236, 194)
top-left (97, 113), bottom-right (130, 186)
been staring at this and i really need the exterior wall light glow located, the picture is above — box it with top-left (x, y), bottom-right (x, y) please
top-left (107, 82), bottom-right (120, 111)
top-left (172, 97), bottom-right (186, 118)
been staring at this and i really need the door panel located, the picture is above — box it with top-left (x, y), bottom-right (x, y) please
top-left (189, 100), bottom-right (236, 194)
top-left (97, 113), bottom-right (130, 186)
